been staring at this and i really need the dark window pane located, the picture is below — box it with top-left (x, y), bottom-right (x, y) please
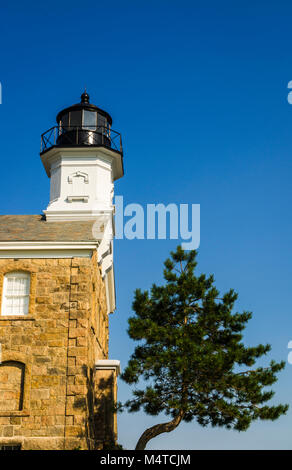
top-left (61, 113), bottom-right (69, 128)
top-left (70, 111), bottom-right (82, 128)
top-left (97, 114), bottom-right (106, 129)
top-left (83, 110), bottom-right (97, 129)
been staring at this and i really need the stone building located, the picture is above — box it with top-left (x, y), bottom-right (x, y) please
top-left (0, 92), bottom-right (124, 450)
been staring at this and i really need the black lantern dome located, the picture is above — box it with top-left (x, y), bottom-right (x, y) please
top-left (55, 91), bottom-right (113, 147)
top-left (40, 92), bottom-right (123, 155)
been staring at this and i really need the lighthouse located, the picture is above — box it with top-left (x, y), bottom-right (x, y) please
top-left (0, 92), bottom-right (123, 450)
top-left (41, 91), bottom-right (124, 221)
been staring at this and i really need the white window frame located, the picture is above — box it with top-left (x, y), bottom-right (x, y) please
top-left (1, 272), bottom-right (30, 316)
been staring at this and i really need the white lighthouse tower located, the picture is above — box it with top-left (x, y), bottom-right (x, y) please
top-left (40, 91), bottom-right (124, 312)
top-left (40, 91), bottom-right (124, 223)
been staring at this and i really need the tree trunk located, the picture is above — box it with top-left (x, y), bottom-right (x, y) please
top-left (135, 410), bottom-right (184, 450)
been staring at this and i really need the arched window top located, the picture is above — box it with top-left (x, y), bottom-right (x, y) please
top-left (1, 271), bottom-right (30, 316)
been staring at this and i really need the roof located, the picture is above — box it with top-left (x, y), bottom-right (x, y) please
top-left (0, 215), bottom-right (97, 243)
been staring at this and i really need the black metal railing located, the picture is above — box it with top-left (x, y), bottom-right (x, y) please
top-left (40, 125), bottom-right (123, 154)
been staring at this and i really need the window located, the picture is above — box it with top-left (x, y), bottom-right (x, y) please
top-left (97, 113), bottom-right (106, 130)
top-left (69, 110), bottom-right (82, 128)
top-left (83, 110), bottom-right (97, 130)
top-left (1, 272), bottom-right (30, 316)
top-left (0, 445), bottom-right (21, 450)
top-left (61, 113), bottom-right (69, 130)
top-left (0, 361), bottom-right (25, 411)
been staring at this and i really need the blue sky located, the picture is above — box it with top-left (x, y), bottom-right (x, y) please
top-left (1, 0), bottom-right (292, 449)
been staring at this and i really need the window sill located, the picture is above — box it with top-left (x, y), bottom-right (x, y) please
top-left (0, 410), bottom-right (30, 417)
top-left (0, 316), bottom-right (35, 321)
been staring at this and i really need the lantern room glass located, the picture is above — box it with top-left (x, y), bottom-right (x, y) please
top-left (57, 108), bottom-right (111, 147)
top-left (83, 110), bottom-right (97, 130)
top-left (61, 113), bottom-right (69, 128)
top-left (60, 110), bottom-right (102, 130)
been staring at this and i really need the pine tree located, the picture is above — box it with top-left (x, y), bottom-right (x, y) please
top-left (121, 246), bottom-right (288, 450)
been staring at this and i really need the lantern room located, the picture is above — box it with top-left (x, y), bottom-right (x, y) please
top-left (56, 91), bottom-right (112, 147)
top-left (40, 91), bottom-right (122, 154)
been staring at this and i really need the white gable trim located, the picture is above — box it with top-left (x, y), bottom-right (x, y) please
top-left (0, 249), bottom-right (93, 259)
top-left (0, 241), bottom-right (98, 257)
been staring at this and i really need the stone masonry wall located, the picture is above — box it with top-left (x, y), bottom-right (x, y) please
top-left (0, 251), bottom-right (110, 450)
